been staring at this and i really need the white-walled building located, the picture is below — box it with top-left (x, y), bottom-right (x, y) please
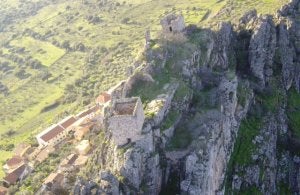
top-left (36, 116), bottom-right (77, 146)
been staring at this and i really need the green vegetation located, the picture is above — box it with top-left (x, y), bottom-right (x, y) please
top-left (230, 117), bottom-right (261, 165)
top-left (225, 116), bottom-right (262, 194)
top-left (173, 80), bottom-right (191, 102)
top-left (0, 0), bottom-right (289, 179)
top-left (129, 71), bottom-right (171, 102)
top-left (17, 143), bottom-right (73, 194)
top-left (287, 88), bottom-right (300, 138)
top-left (237, 82), bottom-right (249, 107)
top-left (161, 109), bottom-right (180, 131)
top-left (238, 186), bottom-right (263, 195)
top-left (167, 125), bottom-right (192, 149)
top-left (10, 37), bottom-right (65, 67)
top-left (278, 182), bottom-right (292, 195)
top-left (257, 91), bottom-right (282, 113)
top-left (256, 79), bottom-right (283, 113)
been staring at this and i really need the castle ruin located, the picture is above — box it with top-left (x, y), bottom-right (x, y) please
top-left (160, 14), bottom-right (185, 34)
top-left (107, 97), bottom-right (145, 146)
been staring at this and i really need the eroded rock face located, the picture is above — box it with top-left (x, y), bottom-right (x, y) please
top-left (70, 1), bottom-right (300, 194)
top-left (180, 76), bottom-right (253, 195)
top-left (279, 20), bottom-right (296, 90)
top-left (280, 0), bottom-right (300, 92)
top-left (209, 22), bottom-right (235, 70)
top-left (249, 15), bottom-right (276, 88)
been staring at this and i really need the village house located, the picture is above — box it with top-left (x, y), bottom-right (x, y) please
top-left (0, 186), bottom-right (8, 195)
top-left (28, 145), bottom-right (56, 165)
top-left (36, 116), bottom-right (77, 146)
top-left (160, 13), bottom-right (185, 34)
top-left (73, 155), bottom-right (88, 168)
top-left (59, 154), bottom-right (78, 171)
top-left (13, 143), bottom-right (31, 158)
top-left (43, 172), bottom-right (64, 190)
top-left (3, 156), bottom-right (25, 174)
top-left (3, 164), bottom-right (30, 187)
top-left (74, 122), bottom-right (92, 141)
top-left (75, 140), bottom-right (91, 155)
top-left (59, 116), bottom-right (77, 131)
top-left (76, 105), bottom-right (100, 119)
top-left (107, 97), bottom-right (145, 146)
top-left (96, 92), bottom-right (111, 105)
top-left (71, 113), bottom-right (100, 140)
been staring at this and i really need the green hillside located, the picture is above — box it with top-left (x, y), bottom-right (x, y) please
top-left (0, 0), bottom-right (289, 179)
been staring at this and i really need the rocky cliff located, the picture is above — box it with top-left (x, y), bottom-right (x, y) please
top-left (68, 0), bottom-right (300, 194)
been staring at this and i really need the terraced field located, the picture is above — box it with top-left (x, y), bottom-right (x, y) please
top-left (0, 0), bottom-right (289, 178)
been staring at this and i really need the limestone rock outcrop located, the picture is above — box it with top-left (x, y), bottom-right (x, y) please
top-left (279, 21), bottom-right (296, 90)
top-left (70, 1), bottom-right (300, 194)
top-left (249, 15), bottom-right (276, 88)
top-left (180, 76), bottom-right (252, 195)
top-left (209, 22), bottom-right (235, 70)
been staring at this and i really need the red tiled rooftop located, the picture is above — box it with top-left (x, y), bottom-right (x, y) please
top-left (3, 164), bottom-right (26, 185)
top-left (59, 116), bottom-right (77, 129)
top-left (96, 92), bottom-right (111, 104)
top-left (44, 172), bottom-right (64, 185)
top-left (77, 105), bottom-right (99, 118)
top-left (41, 125), bottom-right (65, 142)
top-left (0, 186), bottom-right (8, 195)
top-left (60, 154), bottom-right (78, 167)
top-left (6, 156), bottom-right (23, 167)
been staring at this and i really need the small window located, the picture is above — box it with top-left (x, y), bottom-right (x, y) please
top-left (169, 26), bottom-right (172, 32)
top-left (229, 92), bottom-right (234, 102)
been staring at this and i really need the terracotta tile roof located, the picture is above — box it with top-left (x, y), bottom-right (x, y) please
top-left (59, 116), bottom-right (77, 129)
top-left (40, 125), bottom-right (65, 142)
top-left (74, 126), bottom-right (90, 140)
top-left (74, 155), bottom-right (88, 167)
top-left (96, 92), bottom-right (111, 104)
top-left (60, 154), bottom-right (78, 167)
top-left (0, 186), bottom-right (8, 195)
top-left (44, 172), bottom-right (64, 186)
top-left (77, 105), bottom-right (99, 118)
top-left (36, 146), bottom-right (55, 163)
top-left (3, 164), bottom-right (26, 185)
top-left (6, 156), bottom-right (24, 167)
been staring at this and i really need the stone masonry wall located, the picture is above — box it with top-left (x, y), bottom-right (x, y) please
top-left (161, 14), bottom-right (185, 34)
top-left (108, 98), bottom-right (145, 146)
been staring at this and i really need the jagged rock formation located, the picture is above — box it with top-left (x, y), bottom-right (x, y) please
top-left (226, 0), bottom-right (300, 194)
top-left (209, 22), bottom-right (235, 70)
top-left (249, 15), bottom-right (276, 88)
top-left (277, 0), bottom-right (300, 92)
top-left (69, 1), bottom-right (300, 194)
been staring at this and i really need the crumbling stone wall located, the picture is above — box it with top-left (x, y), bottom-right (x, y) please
top-left (160, 14), bottom-right (185, 34)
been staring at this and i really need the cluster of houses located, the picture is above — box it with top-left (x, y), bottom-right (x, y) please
top-left (0, 90), bottom-right (113, 193)
top-left (0, 77), bottom-right (147, 194)
top-left (0, 13), bottom-right (186, 193)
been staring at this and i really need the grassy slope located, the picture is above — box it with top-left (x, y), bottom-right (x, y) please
top-left (10, 37), bottom-right (65, 67)
top-left (0, 0), bottom-right (289, 179)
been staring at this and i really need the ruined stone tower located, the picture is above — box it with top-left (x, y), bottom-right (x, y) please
top-left (107, 97), bottom-right (145, 146)
top-left (160, 13), bottom-right (185, 34)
